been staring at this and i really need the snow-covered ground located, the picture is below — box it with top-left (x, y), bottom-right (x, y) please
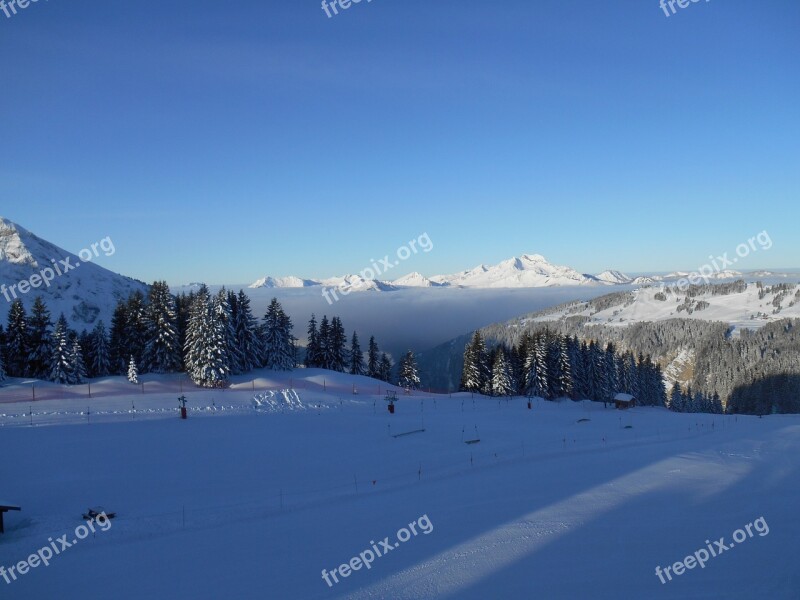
top-left (1, 369), bottom-right (798, 599)
top-left (527, 282), bottom-right (800, 331)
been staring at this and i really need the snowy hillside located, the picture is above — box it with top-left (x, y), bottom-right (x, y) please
top-left (392, 272), bottom-right (445, 287)
top-left (0, 217), bottom-right (148, 329)
top-left (526, 281), bottom-right (800, 331)
top-left (592, 270), bottom-right (632, 285)
top-left (1, 368), bottom-right (798, 599)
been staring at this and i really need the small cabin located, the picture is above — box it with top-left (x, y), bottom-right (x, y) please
top-left (613, 393), bottom-right (636, 410)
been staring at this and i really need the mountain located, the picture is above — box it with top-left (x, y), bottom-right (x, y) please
top-left (392, 272), bottom-right (446, 287)
top-left (0, 217), bottom-right (148, 329)
top-left (592, 270), bottom-right (632, 285)
top-left (430, 254), bottom-right (595, 288)
top-left (250, 275), bottom-right (318, 288)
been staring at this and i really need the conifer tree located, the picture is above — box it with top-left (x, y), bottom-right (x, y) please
top-left (127, 356), bottom-right (139, 384)
top-left (367, 335), bottom-right (380, 378)
top-left (143, 281), bottom-right (182, 374)
top-left (91, 321), bottom-right (111, 377)
top-left (262, 298), bottom-right (295, 371)
top-left (398, 350), bottom-right (420, 389)
top-left (233, 290), bottom-right (261, 372)
top-left (328, 316), bottom-right (347, 372)
top-left (491, 347), bottom-right (513, 396)
top-left (379, 352), bottom-right (393, 383)
top-left (49, 314), bottom-right (72, 384)
top-left (349, 331), bottom-right (365, 376)
top-left (5, 299), bottom-right (29, 377)
top-left (305, 314), bottom-right (320, 368)
top-left (28, 296), bottom-right (53, 379)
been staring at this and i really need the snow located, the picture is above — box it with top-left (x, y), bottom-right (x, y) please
top-left (527, 283), bottom-right (800, 331)
top-left (1, 368), bottom-right (798, 599)
top-left (0, 217), bottom-right (147, 330)
top-left (593, 270), bottom-right (632, 285)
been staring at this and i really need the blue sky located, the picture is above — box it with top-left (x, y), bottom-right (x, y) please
top-left (1, 0), bottom-right (798, 285)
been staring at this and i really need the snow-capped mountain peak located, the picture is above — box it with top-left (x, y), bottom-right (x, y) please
top-left (594, 270), bottom-right (633, 285)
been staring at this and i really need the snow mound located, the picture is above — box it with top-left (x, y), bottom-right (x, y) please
top-left (251, 389), bottom-right (305, 411)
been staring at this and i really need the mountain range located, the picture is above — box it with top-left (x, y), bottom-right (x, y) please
top-left (249, 253), bottom-right (784, 292)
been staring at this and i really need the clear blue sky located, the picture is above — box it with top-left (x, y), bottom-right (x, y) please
top-left (1, 0), bottom-right (798, 285)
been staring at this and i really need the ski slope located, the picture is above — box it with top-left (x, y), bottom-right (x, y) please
top-left (1, 369), bottom-right (798, 599)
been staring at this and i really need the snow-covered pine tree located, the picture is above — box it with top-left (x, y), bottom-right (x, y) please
top-left (262, 298), bottom-right (295, 371)
top-left (491, 347), bottom-right (513, 396)
top-left (233, 290), bottom-right (261, 372)
top-left (379, 352), bottom-right (393, 383)
top-left (548, 335), bottom-right (572, 399)
top-left (90, 321), bottom-right (111, 377)
top-left (0, 345), bottom-right (6, 383)
top-left (143, 281), bottom-right (182, 374)
top-left (524, 334), bottom-right (548, 399)
top-left (328, 316), bottom-right (347, 373)
top-left (184, 284), bottom-right (231, 387)
top-left (49, 314), bottom-right (72, 384)
top-left (349, 331), bottom-right (365, 376)
top-left (70, 339), bottom-right (87, 384)
top-left (127, 356), bottom-right (139, 384)
top-left (5, 299), bottom-right (29, 377)
top-left (28, 296), bottom-right (53, 379)
top-left (367, 335), bottom-right (380, 379)
top-left (460, 331), bottom-right (487, 392)
top-left (305, 314), bottom-right (320, 368)
top-left (398, 350), bottom-right (420, 389)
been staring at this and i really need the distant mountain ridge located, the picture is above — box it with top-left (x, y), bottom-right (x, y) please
top-left (250, 253), bottom-right (784, 292)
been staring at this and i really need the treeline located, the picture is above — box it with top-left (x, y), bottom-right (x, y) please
top-left (460, 330), bottom-right (667, 406)
top-left (0, 283), bottom-right (395, 389)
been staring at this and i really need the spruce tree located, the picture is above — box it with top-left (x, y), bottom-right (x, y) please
top-left (109, 300), bottom-right (129, 375)
top-left (379, 352), bottom-right (393, 383)
top-left (27, 296), bottom-right (53, 378)
top-left (349, 331), bottom-right (365, 375)
top-left (367, 336), bottom-right (380, 378)
top-left (5, 299), bottom-right (29, 377)
top-left (460, 331), bottom-right (488, 392)
top-left (49, 314), bottom-right (72, 384)
top-left (124, 291), bottom-right (147, 370)
top-left (262, 298), bottom-right (295, 371)
top-left (233, 290), bottom-right (261, 372)
top-left (127, 356), bottom-right (139, 384)
top-left (91, 321), bottom-right (111, 377)
top-left (317, 316), bottom-right (331, 370)
top-left (70, 339), bottom-right (87, 384)
top-left (143, 281), bottom-right (182, 374)
top-left (491, 347), bottom-right (513, 396)
top-left (328, 317), bottom-right (347, 373)
top-left (0, 351), bottom-right (5, 383)
top-left (305, 314), bottom-right (320, 368)
top-left (398, 350), bottom-right (420, 389)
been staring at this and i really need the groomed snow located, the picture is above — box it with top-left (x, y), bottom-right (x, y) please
top-left (1, 369), bottom-right (798, 599)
